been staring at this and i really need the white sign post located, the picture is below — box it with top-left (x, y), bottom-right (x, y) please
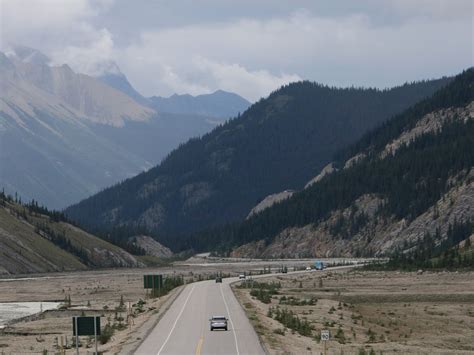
top-left (321, 329), bottom-right (330, 355)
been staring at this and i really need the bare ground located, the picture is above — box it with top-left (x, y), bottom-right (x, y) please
top-left (0, 259), bottom-right (354, 354)
top-left (232, 269), bottom-right (474, 355)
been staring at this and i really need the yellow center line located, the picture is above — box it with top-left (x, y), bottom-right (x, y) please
top-left (195, 336), bottom-right (204, 355)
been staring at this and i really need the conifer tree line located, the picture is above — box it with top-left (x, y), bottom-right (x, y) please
top-left (375, 219), bottom-right (474, 270)
top-left (0, 190), bottom-right (146, 256)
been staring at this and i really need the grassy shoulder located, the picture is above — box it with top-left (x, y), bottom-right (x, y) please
top-left (232, 269), bottom-right (474, 354)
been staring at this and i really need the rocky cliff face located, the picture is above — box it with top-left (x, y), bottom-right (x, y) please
top-left (381, 102), bottom-right (473, 158)
top-left (232, 171), bottom-right (474, 258)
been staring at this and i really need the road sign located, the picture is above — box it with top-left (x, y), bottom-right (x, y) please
top-left (321, 329), bottom-right (330, 341)
top-left (73, 316), bottom-right (100, 355)
top-left (72, 316), bottom-right (101, 336)
top-left (143, 274), bottom-right (163, 289)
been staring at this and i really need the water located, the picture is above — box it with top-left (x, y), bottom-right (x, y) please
top-left (0, 302), bottom-right (60, 328)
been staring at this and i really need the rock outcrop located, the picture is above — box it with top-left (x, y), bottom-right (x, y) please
top-left (129, 235), bottom-right (173, 258)
top-left (232, 170), bottom-right (474, 259)
top-left (247, 190), bottom-right (295, 219)
top-left (305, 163), bottom-right (338, 189)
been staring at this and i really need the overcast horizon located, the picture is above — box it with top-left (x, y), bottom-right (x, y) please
top-left (1, 0), bottom-right (472, 101)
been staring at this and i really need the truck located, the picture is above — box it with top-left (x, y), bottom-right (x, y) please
top-left (314, 260), bottom-right (325, 270)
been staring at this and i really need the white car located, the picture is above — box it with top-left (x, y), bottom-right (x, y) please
top-left (239, 274), bottom-right (246, 280)
top-left (306, 266), bottom-right (312, 271)
top-left (210, 316), bottom-right (228, 331)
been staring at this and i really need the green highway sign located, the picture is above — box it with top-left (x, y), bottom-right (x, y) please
top-left (144, 274), bottom-right (163, 289)
top-left (72, 316), bottom-right (101, 336)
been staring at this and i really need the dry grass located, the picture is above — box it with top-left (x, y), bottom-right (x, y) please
top-left (232, 269), bottom-right (474, 354)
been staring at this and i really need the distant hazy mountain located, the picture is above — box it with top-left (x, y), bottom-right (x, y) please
top-left (0, 50), bottom-right (154, 208)
top-left (0, 47), bottom-right (223, 209)
top-left (97, 66), bottom-right (150, 106)
top-left (7, 45), bottom-right (50, 66)
top-left (97, 64), bottom-right (250, 119)
top-left (65, 75), bottom-right (451, 245)
top-left (149, 90), bottom-right (250, 118)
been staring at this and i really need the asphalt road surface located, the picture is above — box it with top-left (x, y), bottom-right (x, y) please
top-left (135, 277), bottom-right (266, 355)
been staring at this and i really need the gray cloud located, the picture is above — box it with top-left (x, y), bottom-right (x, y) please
top-left (1, 0), bottom-right (472, 101)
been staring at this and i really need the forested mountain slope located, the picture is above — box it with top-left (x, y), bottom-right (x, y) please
top-left (198, 69), bottom-right (474, 258)
top-left (66, 77), bottom-right (451, 241)
top-left (0, 192), bottom-right (143, 275)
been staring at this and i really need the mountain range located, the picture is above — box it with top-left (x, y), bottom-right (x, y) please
top-left (97, 66), bottom-right (250, 119)
top-left (200, 69), bottom-right (474, 260)
top-left (148, 90), bottom-right (250, 118)
top-left (65, 74), bottom-right (452, 246)
top-left (0, 46), bottom-right (250, 209)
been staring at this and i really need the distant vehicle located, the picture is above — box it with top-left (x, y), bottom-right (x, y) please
top-left (210, 316), bottom-right (228, 331)
top-left (239, 274), bottom-right (246, 280)
top-left (306, 266), bottom-right (312, 271)
top-left (314, 261), bottom-right (325, 270)
top-left (215, 277), bottom-right (222, 283)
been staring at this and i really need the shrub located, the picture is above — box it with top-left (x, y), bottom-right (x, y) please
top-left (271, 307), bottom-right (313, 337)
top-left (99, 324), bottom-right (114, 344)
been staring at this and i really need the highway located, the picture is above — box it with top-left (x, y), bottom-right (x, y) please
top-left (135, 265), bottom-right (360, 354)
top-left (135, 277), bottom-right (266, 355)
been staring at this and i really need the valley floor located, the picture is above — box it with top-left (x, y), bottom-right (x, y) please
top-left (0, 258), bottom-right (357, 353)
top-left (233, 269), bottom-right (474, 354)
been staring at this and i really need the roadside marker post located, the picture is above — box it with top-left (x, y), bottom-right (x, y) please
top-left (321, 329), bottom-right (330, 355)
top-left (74, 316), bottom-right (78, 355)
top-left (94, 316), bottom-right (98, 355)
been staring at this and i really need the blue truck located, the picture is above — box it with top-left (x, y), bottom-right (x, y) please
top-left (314, 261), bottom-right (325, 270)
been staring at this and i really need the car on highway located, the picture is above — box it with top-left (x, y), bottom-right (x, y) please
top-left (215, 276), bottom-right (222, 283)
top-left (239, 274), bottom-right (246, 279)
top-left (209, 316), bottom-right (228, 331)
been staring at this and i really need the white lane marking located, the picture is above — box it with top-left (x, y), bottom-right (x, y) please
top-left (157, 284), bottom-right (196, 355)
top-left (220, 284), bottom-right (240, 355)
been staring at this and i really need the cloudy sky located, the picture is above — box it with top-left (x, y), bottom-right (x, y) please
top-left (1, 0), bottom-right (472, 101)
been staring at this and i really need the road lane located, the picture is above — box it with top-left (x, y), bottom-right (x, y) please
top-left (135, 278), bottom-right (265, 355)
top-left (136, 265), bottom-right (359, 355)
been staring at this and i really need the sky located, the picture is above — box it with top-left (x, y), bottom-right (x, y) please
top-left (1, 0), bottom-right (472, 101)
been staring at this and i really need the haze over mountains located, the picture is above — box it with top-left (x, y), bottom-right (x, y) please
top-left (66, 74), bottom-right (452, 246)
top-left (148, 90), bottom-right (250, 118)
top-left (97, 65), bottom-right (250, 119)
top-left (0, 46), bottom-right (250, 209)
